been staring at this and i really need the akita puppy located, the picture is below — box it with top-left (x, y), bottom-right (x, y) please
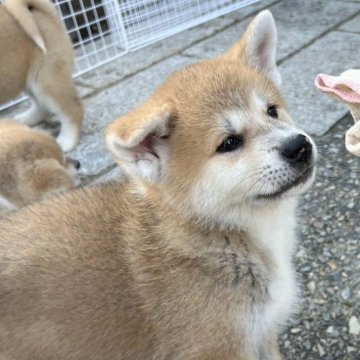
top-left (0, 0), bottom-right (83, 151)
top-left (0, 120), bottom-right (79, 210)
top-left (0, 11), bottom-right (316, 360)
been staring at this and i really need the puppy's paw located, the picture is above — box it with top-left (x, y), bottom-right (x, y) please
top-left (17, 113), bottom-right (41, 126)
top-left (57, 123), bottom-right (80, 152)
top-left (56, 133), bottom-right (77, 152)
top-left (16, 105), bottom-right (47, 126)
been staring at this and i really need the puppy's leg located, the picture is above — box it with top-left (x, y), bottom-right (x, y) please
top-left (34, 74), bottom-right (84, 152)
top-left (16, 95), bottom-right (49, 126)
top-left (42, 80), bottom-right (83, 152)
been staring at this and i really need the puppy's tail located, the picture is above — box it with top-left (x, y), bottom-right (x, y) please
top-left (3, 0), bottom-right (59, 53)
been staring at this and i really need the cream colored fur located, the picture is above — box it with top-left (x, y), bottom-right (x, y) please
top-left (0, 11), bottom-right (316, 359)
top-left (0, 0), bottom-right (83, 151)
top-left (0, 120), bottom-right (76, 209)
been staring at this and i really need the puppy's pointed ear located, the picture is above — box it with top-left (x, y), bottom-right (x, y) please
top-left (105, 100), bottom-right (173, 183)
top-left (224, 10), bottom-right (281, 86)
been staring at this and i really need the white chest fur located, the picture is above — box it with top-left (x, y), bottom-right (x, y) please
top-left (244, 199), bottom-right (299, 344)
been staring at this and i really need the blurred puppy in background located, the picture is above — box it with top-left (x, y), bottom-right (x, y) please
top-left (0, 0), bottom-right (83, 151)
top-left (0, 120), bottom-right (79, 211)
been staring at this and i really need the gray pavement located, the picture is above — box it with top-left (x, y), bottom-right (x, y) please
top-left (1, 0), bottom-right (360, 358)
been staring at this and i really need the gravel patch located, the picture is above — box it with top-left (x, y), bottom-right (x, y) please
top-left (280, 114), bottom-right (360, 359)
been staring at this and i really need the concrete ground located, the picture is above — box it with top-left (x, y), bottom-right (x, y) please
top-left (0, 0), bottom-right (359, 358)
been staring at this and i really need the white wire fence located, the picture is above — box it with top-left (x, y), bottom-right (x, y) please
top-left (0, 0), bottom-right (259, 110)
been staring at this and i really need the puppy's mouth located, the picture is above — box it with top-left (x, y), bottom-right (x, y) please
top-left (256, 166), bottom-right (314, 200)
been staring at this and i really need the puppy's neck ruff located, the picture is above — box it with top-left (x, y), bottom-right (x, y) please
top-left (133, 177), bottom-right (298, 257)
top-left (133, 178), bottom-right (299, 354)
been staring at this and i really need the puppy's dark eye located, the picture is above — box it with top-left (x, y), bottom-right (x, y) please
top-left (217, 135), bottom-right (243, 153)
top-left (267, 105), bottom-right (278, 118)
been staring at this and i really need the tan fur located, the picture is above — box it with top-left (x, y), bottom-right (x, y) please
top-left (0, 120), bottom-right (75, 208)
top-left (0, 11), bottom-right (316, 359)
top-left (0, 0), bottom-right (83, 152)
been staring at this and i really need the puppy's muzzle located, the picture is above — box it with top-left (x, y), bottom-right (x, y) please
top-left (281, 134), bottom-right (312, 166)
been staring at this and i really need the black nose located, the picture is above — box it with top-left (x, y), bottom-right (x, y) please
top-left (281, 134), bottom-right (312, 163)
top-left (73, 160), bottom-right (81, 170)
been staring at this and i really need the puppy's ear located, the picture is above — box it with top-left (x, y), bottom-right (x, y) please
top-left (105, 99), bottom-right (173, 183)
top-left (224, 10), bottom-right (281, 86)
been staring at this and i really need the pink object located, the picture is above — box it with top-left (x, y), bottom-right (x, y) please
top-left (315, 70), bottom-right (360, 103)
top-left (315, 69), bottom-right (360, 157)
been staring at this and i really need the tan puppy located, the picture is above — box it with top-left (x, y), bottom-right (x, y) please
top-left (0, 0), bottom-right (83, 152)
top-left (0, 120), bottom-right (78, 210)
top-left (0, 11), bottom-right (317, 359)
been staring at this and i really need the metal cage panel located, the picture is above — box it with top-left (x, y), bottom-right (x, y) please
top-left (121, 0), bottom-right (259, 51)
